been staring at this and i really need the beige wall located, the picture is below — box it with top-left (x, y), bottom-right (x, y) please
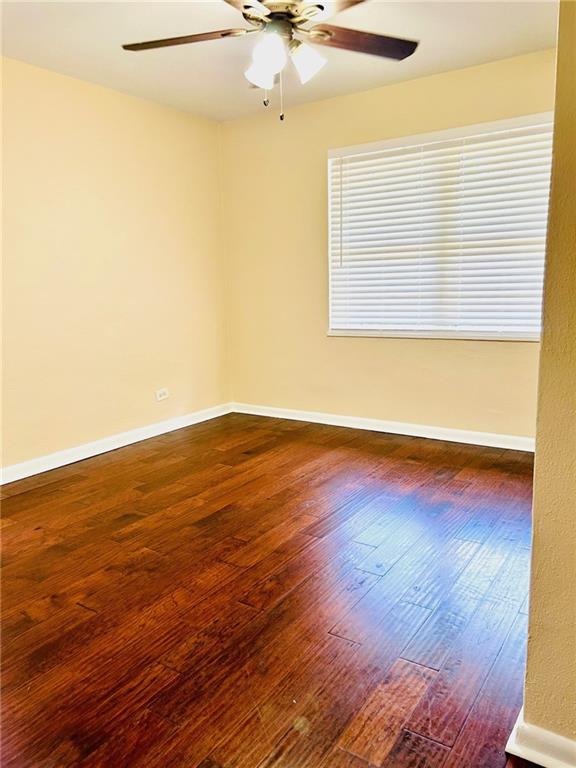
top-left (221, 49), bottom-right (555, 437)
top-left (2, 58), bottom-right (226, 466)
top-left (524, 2), bottom-right (576, 740)
top-left (1, 49), bottom-right (557, 469)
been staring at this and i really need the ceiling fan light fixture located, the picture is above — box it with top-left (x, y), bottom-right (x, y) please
top-left (122, 0), bottom-right (420, 107)
top-left (244, 62), bottom-right (275, 89)
top-left (290, 40), bottom-right (327, 84)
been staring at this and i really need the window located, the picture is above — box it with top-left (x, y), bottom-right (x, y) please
top-left (328, 114), bottom-right (553, 340)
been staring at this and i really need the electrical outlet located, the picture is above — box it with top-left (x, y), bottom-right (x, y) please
top-left (155, 388), bottom-right (169, 402)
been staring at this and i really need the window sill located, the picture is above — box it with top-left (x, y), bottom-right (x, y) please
top-left (327, 330), bottom-right (541, 342)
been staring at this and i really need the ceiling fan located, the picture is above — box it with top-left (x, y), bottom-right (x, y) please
top-left (122, 0), bottom-right (419, 93)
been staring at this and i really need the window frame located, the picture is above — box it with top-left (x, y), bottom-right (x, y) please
top-left (327, 112), bottom-right (554, 342)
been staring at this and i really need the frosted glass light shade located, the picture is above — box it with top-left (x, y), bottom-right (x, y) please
top-left (244, 63), bottom-right (275, 89)
top-left (252, 33), bottom-right (287, 74)
top-left (291, 41), bottom-right (326, 84)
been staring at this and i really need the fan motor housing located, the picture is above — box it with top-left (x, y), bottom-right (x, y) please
top-left (261, 1), bottom-right (305, 12)
top-left (266, 17), bottom-right (296, 38)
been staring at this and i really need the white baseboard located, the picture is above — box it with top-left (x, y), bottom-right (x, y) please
top-left (507, 709), bottom-right (576, 768)
top-left (0, 404), bottom-right (233, 485)
top-left (230, 402), bottom-right (536, 452)
top-left (1, 401), bottom-right (535, 485)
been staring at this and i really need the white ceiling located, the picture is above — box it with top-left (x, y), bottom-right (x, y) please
top-left (2, 1), bottom-right (558, 121)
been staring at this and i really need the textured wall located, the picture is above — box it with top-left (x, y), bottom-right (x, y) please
top-left (524, 1), bottom-right (576, 740)
top-left (2, 58), bottom-right (226, 466)
top-left (2, 50), bottom-right (558, 469)
top-left (221, 50), bottom-right (555, 438)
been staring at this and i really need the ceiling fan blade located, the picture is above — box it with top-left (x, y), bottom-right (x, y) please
top-left (122, 28), bottom-right (250, 51)
top-left (315, 0), bottom-right (367, 18)
top-left (291, 0), bottom-right (366, 23)
top-left (307, 24), bottom-right (418, 60)
top-left (222, 0), bottom-right (270, 15)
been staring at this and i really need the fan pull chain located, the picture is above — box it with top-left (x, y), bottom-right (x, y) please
top-left (279, 70), bottom-right (285, 122)
top-left (263, 89), bottom-right (270, 108)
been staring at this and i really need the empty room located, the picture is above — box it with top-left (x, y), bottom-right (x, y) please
top-left (1, 0), bottom-right (575, 766)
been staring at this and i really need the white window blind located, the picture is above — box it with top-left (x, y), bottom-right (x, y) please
top-left (328, 115), bottom-right (553, 340)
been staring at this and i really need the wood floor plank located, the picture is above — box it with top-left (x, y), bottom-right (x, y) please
top-left (338, 659), bottom-right (436, 765)
top-left (401, 517), bottom-right (530, 671)
top-left (239, 535), bottom-right (377, 613)
top-left (405, 598), bottom-right (520, 746)
top-left (330, 533), bottom-right (469, 646)
top-left (0, 414), bottom-right (534, 768)
top-left (380, 730), bottom-right (450, 768)
top-left (255, 601), bottom-right (431, 768)
top-left (399, 537), bottom-right (480, 610)
top-left (355, 513), bottom-right (430, 576)
top-left (3, 661), bottom-right (180, 767)
top-left (205, 634), bottom-right (359, 768)
top-left (149, 556), bottom-right (382, 724)
top-left (319, 747), bottom-right (373, 767)
top-left (505, 758), bottom-right (543, 768)
top-left (78, 708), bottom-right (178, 768)
top-left (1, 545), bottom-right (163, 643)
top-left (443, 613), bottom-right (527, 768)
top-left (222, 513), bottom-right (318, 568)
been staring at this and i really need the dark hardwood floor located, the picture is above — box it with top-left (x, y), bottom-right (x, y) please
top-left (1, 414), bottom-right (537, 767)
